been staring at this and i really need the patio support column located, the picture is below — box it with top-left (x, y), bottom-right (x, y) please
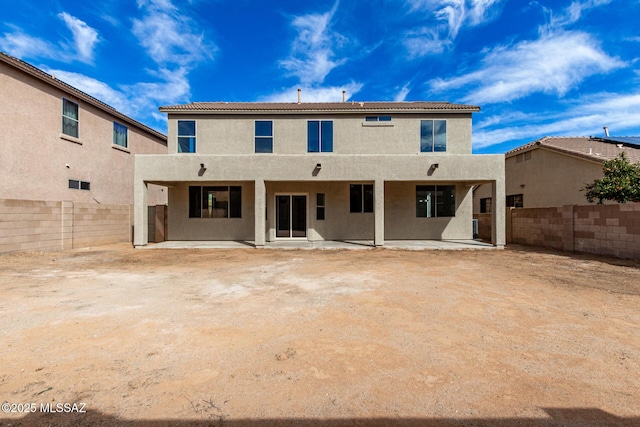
top-left (254, 179), bottom-right (266, 247)
top-left (374, 179), bottom-right (384, 246)
top-left (492, 178), bottom-right (505, 248)
top-left (133, 179), bottom-right (148, 247)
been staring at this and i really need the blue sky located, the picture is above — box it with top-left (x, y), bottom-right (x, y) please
top-left (1, 0), bottom-right (639, 153)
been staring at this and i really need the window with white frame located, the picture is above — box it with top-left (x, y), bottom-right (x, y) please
top-left (178, 120), bottom-right (196, 153)
top-left (62, 99), bottom-right (79, 138)
top-left (113, 122), bottom-right (128, 148)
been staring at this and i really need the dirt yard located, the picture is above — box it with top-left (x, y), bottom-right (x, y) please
top-left (0, 244), bottom-right (639, 426)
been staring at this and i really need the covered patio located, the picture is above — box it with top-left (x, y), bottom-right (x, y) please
top-left (143, 239), bottom-right (495, 250)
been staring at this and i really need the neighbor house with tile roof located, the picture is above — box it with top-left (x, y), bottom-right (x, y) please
top-left (134, 99), bottom-right (505, 247)
top-left (473, 135), bottom-right (640, 213)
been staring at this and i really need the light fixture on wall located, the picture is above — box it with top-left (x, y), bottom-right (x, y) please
top-left (432, 163), bottom-right (439, 169)
top-left (520, 184), bottom-right (526, 188)
top-left (316, 163), bottom-right (322, 170)
top-left (198, 163), bottom-right (206, 177)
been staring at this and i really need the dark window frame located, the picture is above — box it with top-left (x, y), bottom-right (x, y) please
top-left (420, 119), bottom-right (447, 152)
top-left (506, 194), bottom-right (523, 208)
top-left (189, 185), bottom-right (242, 218)
top-left (316, 193), bottom-right (325, 220)
top-left (416, 185), bottom-right (456, 218)
top-left (480, 197), bottom-right (492, 214)
top-left (349, 184), bottom-right (374, 213)
top-left (255, 120), bottom-right (273, 153)
top-left (177, 120), bottom-right (196, 153)
top-left (307, 120), bottom-right (334, 152)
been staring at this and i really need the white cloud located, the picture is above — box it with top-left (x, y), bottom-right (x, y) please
top-left (539, 0), bottom-right (612, 34)
top-left (280, 2), bottom-right (346, 84)
top-left (260, 82), bottom-right (363, 103)
top-left (403, 0), bottom-right (503, 57)
top-left (132, 0), bottom-right (214, 66)
top-left (0, 14), bottom-right (99, 64)
top-left (44, 69), bottom-right (130, 113)
top-left (404, 27), bottom-right (448, 57)
top-left (0, 27), bottom-right (59, 60)
top-left (430, 31), bottom-right (625, 104)
top-left (472, 91), bottom-right (640, 149)
top-left (46, 67), bottom-right (191, 122)
top-left (394, 83), bottom-right (412, 102)
top-left (58, 12), bottom-right (100, 63)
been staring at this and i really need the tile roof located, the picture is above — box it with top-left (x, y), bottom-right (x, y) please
top-left (0, 51), bottom-right (166, 142)
top-left (506, 136), bottom-right (640, 163)
top-left (159, 101), bottom-right (480, 113)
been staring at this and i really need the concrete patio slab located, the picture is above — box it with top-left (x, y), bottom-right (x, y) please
top-left (144, 239), bottom-right (495, 250)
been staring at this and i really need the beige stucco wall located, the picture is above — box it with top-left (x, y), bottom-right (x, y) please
top-left (163, 180), bottom-right (475, 242)
top-left (166, 113), bottom-right (473, 155)
top-left (505, 148), bottom-right (604, 208)
top-left (385, 182), bottom-right (473, 240)
top-left (168, 181), bottom-right (255, 240)
top-left (0, 61), bottom-right (168, 206)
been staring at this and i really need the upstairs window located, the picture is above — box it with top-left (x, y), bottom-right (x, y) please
top-left (113, 122), bottom-right (128, 148)
top-left (350, 184), bottom-right (374, 213)
top-left (178, 120), bottom-right (196, 153)
top-left (420, 120), bottom-right (446, 152)
top-left (255, 121), bottom-right (273, 153)
top-left (365, 116), bottom-right (392, 122)
top-left (416, 185), bottom-right (455, 217)
top-left (62, 99), bottom-right (79, 138)
top-left (307, 120), bottom-right (333, 152)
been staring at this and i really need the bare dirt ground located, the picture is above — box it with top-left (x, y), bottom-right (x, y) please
top-left (0, 244), bottom-right (639, 427)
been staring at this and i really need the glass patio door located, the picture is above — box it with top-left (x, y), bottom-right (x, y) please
top-left (276, 195), bottom-right (307, 238)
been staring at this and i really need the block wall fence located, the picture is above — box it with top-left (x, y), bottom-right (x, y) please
top-left (476, 203), bottom-right (640, 259)
top-left (0, 199), bottom-right (166, 254)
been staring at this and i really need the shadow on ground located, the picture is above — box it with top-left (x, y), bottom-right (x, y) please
top-left (505, 243), bottom-right (640, 269)
top-left (2, 407), bottom-right (638, 427)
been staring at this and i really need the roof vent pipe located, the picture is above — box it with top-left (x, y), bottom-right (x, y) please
top-left (603, 126), bottom-right (609, 137)
top-left (297, 88), bottom-right (301, 104)
top-left (342, 90), bottom-right (346, 102)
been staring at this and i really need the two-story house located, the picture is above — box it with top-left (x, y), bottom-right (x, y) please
top-left (133, 101), bottom-right (505, 247)
top-left (0, 51), bottom-right (167, 253)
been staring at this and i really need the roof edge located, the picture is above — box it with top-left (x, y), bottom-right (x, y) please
top-left (0, 51), bottom-right (166, 142)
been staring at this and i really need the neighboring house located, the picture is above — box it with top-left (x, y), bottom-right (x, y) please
top-left (134, 101), bottom-right (505, 247)
top-left (0, 51), bottom-right (167, 205)
top-left (474, 136), bottom-right (640, 212)
top-left (0, 52), bottom-right (167, 253)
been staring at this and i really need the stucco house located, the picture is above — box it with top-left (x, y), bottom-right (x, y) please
top-left (473, 135), bottom-right (640, 213)
top-left (0, 51), bottom-right (167, 253)
top-left (134, 101), bottom-right (505, 248)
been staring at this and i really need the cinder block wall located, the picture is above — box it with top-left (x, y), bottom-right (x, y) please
top-left (573, 204), bottom-right (640, 258)
top-left (0, 199), bottom-right (65, 253)
top-left (507, 203), bottom-right (640, 259)
top-left (0, 199), bottom-right (136, 253)
top-left (510, 207), bottom-right (565, 251)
